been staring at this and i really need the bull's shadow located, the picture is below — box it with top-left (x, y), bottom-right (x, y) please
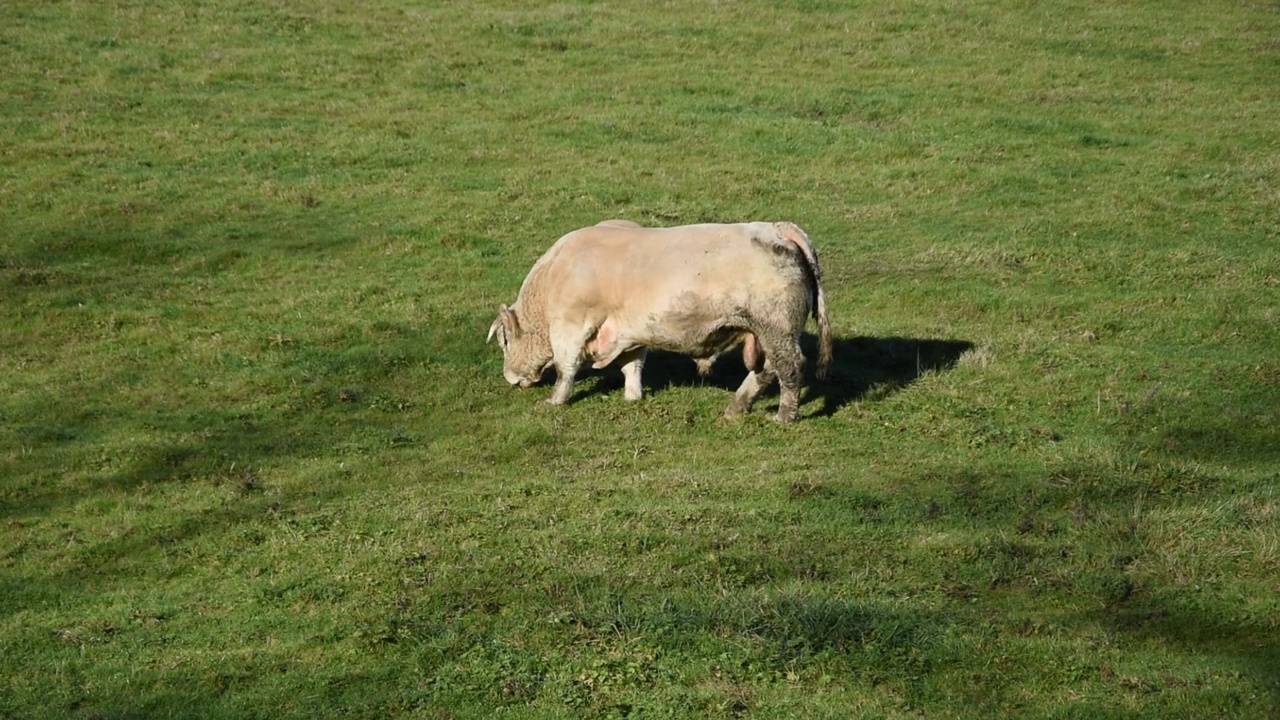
top-left (802, 335), bottom-right (974, 417)
top-left (581, 335), bottom-right (973, 416)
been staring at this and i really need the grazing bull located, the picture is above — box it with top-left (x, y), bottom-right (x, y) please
top-left (487, 221), bottom-right (832, 422)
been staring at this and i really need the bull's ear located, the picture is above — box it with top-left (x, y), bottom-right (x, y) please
top-left (500, 304), bottom-right (521, 338)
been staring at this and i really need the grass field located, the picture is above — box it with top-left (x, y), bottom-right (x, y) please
top-left (3, 0), bottom-right (1279, 717)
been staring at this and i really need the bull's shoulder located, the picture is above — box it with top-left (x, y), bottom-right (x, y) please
top-left (532, 224), bottom-right (624, 265)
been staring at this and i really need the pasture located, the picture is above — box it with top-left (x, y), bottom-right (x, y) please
top-left (2, 0), bottom-right (1278, 717)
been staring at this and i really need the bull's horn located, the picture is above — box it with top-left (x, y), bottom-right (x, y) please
top-left (500, 305), bottom-right (521, 337)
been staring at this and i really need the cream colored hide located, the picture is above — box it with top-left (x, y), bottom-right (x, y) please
top-left (488, 220), bottom-right (832, 422)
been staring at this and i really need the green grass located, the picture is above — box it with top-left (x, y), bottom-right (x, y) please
top-left (3, 0), bottom-right (1278, 717)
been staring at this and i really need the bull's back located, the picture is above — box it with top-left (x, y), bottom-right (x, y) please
top-left (547, 224), bottom-right (794, 309)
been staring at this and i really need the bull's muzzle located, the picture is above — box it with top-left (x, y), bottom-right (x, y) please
top-left (504, 369), bottom-right (532, 388)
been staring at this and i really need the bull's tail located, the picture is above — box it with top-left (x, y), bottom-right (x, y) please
top-left (775, 222), bottom-right (833, 381)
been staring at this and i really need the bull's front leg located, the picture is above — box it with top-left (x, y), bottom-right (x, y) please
top-left (547, 326), bottom-right (593, 405)
top-left (548, 359), bottom-right (580, 405)
top-left (618, 347), bottom-right (648, 401)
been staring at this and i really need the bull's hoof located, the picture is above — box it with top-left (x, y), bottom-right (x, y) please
top-left (773, 407), bottom-right (799, 423)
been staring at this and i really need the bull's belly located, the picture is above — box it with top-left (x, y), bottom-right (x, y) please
top-left (586, 290), bottom-right (761, 367)
top-left (639, 323), bottom-right (748, 358)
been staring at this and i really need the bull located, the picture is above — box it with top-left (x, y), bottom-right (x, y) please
top-left (487, 221), bottom-right (832, 422)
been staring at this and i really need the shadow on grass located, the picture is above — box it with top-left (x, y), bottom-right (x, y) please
top-left (2, 401), bottom-right (321, 520)
top-left (0, 410), bottom-right (355, 618)
top-left (0, 335), bottom-right (439, 619)
top-left (547, 586), bottom-right (947, 676)
top-left (573, 334), bottom-right (973, 416)
top-left (1096, 598), bottom-right (1280, 712)
top-left (1145, 403), bottom-right (1280, 471)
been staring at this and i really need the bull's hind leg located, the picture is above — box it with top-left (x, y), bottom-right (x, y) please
top-left (725, 364), bottom-right (777, 419)
top-left (732, 330), bottom-right (798, 420)
top-left (771, 343), bottom-right (805, 423)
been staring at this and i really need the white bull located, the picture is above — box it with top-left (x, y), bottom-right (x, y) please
top-left (488, 221), bottom-right (832, 422)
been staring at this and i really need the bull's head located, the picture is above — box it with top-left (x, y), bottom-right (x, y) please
top-left (487, 304), bottom-right (551, 388)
